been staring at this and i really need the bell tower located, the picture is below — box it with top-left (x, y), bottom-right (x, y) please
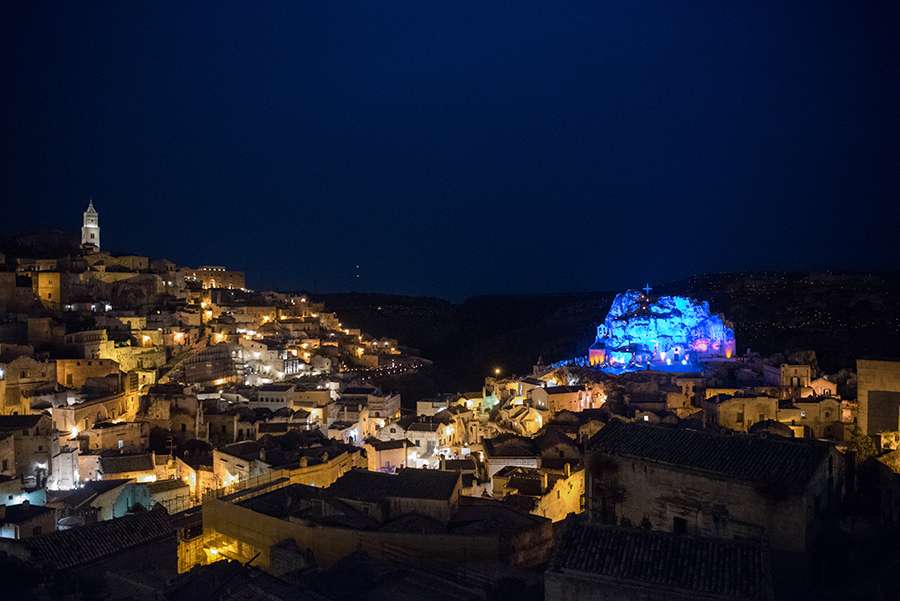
top-left (81, 199), bottom-right (100, 250)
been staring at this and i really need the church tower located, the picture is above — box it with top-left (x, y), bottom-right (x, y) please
top-left (81, 199), bottom-right (100, 250)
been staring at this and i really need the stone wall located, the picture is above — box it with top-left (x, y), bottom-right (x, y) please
top-left (588, 450), bottom-right (842, 553)
top-left (858, 359), bottom-right (900, 435)
top-left (202, 497), bottom-right (503, 570)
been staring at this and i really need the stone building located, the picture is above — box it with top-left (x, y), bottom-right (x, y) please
top-left (780, 363), bottom-right (812, 392)
top-left (55, 358), bottom-right (120, 389)
top-left (405, 419), bottom-right (452, 460)
top-left (340, 386), bottom-right (401, 428)
top-left (0, 502), bottom-right (56, 539)
top-left (64, 329), bottom-right (115, 359)
top-left (82, 420), bottom-right (149, 453)
top-left (177, 344), bottom-right (241, 386)
top-left (546, 409), bottom-right (607, 443)
top-left (47, 479), bottom-right (151, 523)
top-left (0, 414), bottom-right (55, 484)
top-left (363, 438), bottom-right (412, 473)
top-left (0, 432), bottom-right (15, 477)
top-left (492, 462), bottom-right (584, 522)
top-left (777, 396), bottom-right (843, 439)
top-left (198, 469), bottom-right (553, 573)
top-left (31, 271), bottom-right (63, 310)
top-left (52, 390), bottom-right (141, 434)
top-left (701, 392), bottom-right (779, 432)
top-left (212, 432), bottom-right (364, 490)
top-left (1, 356), bottom-right (55, 415)
top-left (482, 429), bottom-right (581, 481)
top-left (81, 200), bottom-right (100, 250)
top-left (587, 420), bottom-right (843, 555)
top-left (181, 265), bottom-right (246, 290)
top-left (857, 359), bottom-right (900, 436)
top-left (326, 468), bottom-right (461, 523)
top-left (98, 453), bottom-right (159, 482)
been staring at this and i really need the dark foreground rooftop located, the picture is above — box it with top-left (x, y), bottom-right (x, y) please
top-left (550, 522), bottom-right (773, 600)
top-left (15, 505), bottom-right (173, 570)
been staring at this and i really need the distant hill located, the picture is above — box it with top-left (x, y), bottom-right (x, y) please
top-left (320, 272), bottom-right (900, 392)
top-left (0, 230), bottom-right (81, 259)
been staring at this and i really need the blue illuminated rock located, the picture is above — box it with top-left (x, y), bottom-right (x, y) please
top-left (588, 290), bottom-right (735, 371)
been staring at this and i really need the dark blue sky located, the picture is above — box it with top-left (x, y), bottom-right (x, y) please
top-left (5, 2), bottom-right (899, 299)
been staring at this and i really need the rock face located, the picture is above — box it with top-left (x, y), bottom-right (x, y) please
top-left (588, 290), bottom-right (735, 370)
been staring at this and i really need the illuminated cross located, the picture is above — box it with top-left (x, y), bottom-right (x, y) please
top-left (642, 283), bottom-right (652, 295)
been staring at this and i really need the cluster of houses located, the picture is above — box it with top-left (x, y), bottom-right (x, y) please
top-left (1, 209), bottom-right (900, 599)
top-left (0, 208), bottom-right (425, 550)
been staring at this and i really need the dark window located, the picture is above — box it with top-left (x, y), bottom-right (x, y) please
top-left (736, 411), bottom-right (744, 423)
top-left (673, 517), bottom-right (687, 534)
top-left (181, 423), bottom-right (187, 433)
top-left (33, 526), bottom-right (42, 536)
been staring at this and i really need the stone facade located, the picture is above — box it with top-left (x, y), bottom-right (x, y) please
top-left (587, 421), bottom-right (843, 554)
top-left (858, 359), bottom-right (900, 435)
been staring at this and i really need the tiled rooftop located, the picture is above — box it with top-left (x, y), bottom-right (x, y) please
top-left (328, 468), bottom-right (460, 502)
top-left (551, 522), bottom-right (772, 600)
top-left (99, 453), bottom-right (155, 474)
top-left (20, 505), bottom-right (173, 570)
top-left (589, 420), bottom-right (830, 491)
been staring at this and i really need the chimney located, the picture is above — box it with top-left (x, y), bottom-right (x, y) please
top-left (564, 462), bottom-right (571, 478)
top-left (259, 446), bottom-right (267, 462)
top-left (540, 471), bottom-right (549, 491)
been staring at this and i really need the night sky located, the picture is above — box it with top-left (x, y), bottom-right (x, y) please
top-left (5, 2), bottom-right (899, 299)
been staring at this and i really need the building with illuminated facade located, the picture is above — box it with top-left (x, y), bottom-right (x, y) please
top-left (181, 265), bottom-right (246, 290)
top-left (81, 199), bottom-right (100, 250)
top-left (588, 289), bottom-right (736, 371)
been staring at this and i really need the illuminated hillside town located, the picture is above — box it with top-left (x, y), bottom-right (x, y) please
top-left (0, 202), bottom-right (895, 601)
